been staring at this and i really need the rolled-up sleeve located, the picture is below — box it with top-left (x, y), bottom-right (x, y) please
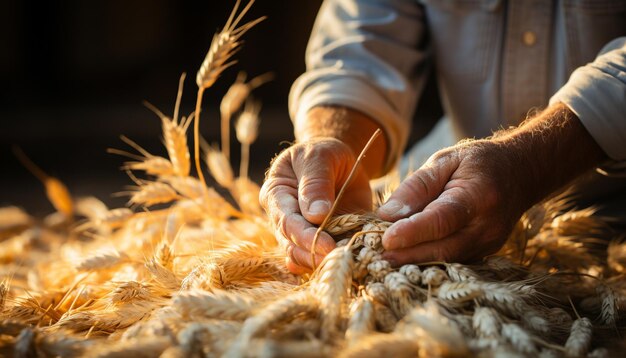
top-left (550, 38), bottom-right (626, 164)
top-left (289, 0), bottom-right (430, 172)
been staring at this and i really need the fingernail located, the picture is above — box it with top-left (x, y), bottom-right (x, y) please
top-left (378, 200), bottom-right (408, 216)
top-left (308, 200), bottom-right (330, 216)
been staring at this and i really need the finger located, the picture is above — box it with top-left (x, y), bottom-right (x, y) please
top-left (279, 213), bottom-right (336, 255)
top-left (382, 189), bottom-right (472, 251)
top-left (262, 179), bottom-right (334, 255)
top-left (296, 155), bottom-right (337, 225)
top-left (285, 257), bottom-right (311, 275)
top-left (382, 233), bottom-right (476, 266)
top-left (377, 152), bottom-right (459, 221)
top-left (259, 168), bottom-right (299, 226)
top-left (287, 244), bottom-right (326, 270)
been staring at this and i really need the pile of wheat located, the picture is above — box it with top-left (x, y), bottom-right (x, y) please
top-left (1, 1), bottom-right (625, 357)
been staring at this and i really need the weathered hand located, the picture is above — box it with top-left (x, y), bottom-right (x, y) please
top-left (260, 138), bottom-right (372, 274)
top-left (377, 139), bottom-right (527, 266)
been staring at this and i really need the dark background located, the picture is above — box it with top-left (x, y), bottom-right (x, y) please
top-left (0, 0), bottom-right (441, 215)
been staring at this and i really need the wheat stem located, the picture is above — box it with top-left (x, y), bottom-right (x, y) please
top-left (240, 142), bottom-right (250, 179)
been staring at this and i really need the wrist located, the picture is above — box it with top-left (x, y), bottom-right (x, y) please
top-left (491, 103), bottom-right (606, 207)
top-left (295, 105), bottom-right (388, 178)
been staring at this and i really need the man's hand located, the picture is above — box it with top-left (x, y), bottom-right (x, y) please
top-left (377, 103), bottom-right (606, 266)
top-left (260, 106), bottom-right (387, 274)
top-left (377, 140), bottom-right (523, 265)
top-left (260, 138), bottom-right (372, 274)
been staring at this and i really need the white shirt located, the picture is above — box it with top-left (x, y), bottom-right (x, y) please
top-left (289, 0), bottom-right (626, 173)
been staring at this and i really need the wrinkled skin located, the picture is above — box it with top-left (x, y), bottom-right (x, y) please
top-left (261, 136), bottom-right (527, 273)
top-left (260, 138), bottom-right (372, 274)
top-left (377, 139), bottom-right (526, 266)
top-left (260, 104), bottom-right (604, 275)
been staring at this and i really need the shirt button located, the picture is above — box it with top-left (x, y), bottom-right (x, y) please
top-left (522, 31), bottom-right (536, 46)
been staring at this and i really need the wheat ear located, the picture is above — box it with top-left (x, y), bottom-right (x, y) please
top-left (13, 146), bottom-right (74, 217)
top-left (236, 99), bottom-right (261, 179)
top-left (193, 0), bottom-right (265, 198)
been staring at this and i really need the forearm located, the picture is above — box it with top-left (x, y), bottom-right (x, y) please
top-left (296, 105), bottom-right (388, 179)
top-left (492, 103), bottom-right (607, 207)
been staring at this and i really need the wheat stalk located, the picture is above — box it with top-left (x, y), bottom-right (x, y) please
top-left (220, 72), bottom-right (272, 161)
top-left (193, 0), bottom-right (265, 202)
top-left (235, 99), bottom-right (261, 179)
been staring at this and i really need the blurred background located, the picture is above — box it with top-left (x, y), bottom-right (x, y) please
top-left (0, 0), bottom-right (441, 215)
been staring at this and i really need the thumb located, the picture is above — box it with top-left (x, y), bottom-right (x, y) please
top-left (377, 152), bottom-right (460, 221)
top-left (297, 158), bottom-right (337, 225)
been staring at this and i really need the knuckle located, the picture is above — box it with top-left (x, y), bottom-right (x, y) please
top-left (405, 171), bottom-right (431, 198)
top-left (300, 176), bottom-right (333, 194)
top-left (277, 213), bottom-right (291, 240)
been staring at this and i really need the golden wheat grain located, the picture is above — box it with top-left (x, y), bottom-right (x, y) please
top-left (312, 247), bottom-right (354, 340)
top-left (75, 251), bottom-right (128, 271)
top-left (195, 1), bottom-right (265, 89)
top-left (127, 156), bottom-right (175, 176)
top-left (193, 0), bottom-right (265, 198)
top-left (384, 272), bottom-right (414, 317)
top-left (109, 281), bottom-right (151, 304)
top-left (354, 247), bottom-right (380, 280)
top-left (361, 222), bottom-right (389, 252)
top-left (396, 301), bottom-right (469, 357)
top-left (145, 259), bottom-right (180, 291)
top-left (220, 72), bottom-right (272, 161)
top-left (421, 266), bottom-right (448, 287)
top-left (143, 77), bottom-right (192, 178)
top-left (160, 176), bottom-right (205, 200)
top-left (109, 136), bottom-right (176, 176)
top-left (437, 281), bottom-right (483, 305)
top-left (345, 295), bottom-right (375, 345)
top-left (372, 301), bottom-right (398, 333)
top-left (128, 182), bottom-right (179, 207)
top-left (236, 100), bottom-right (261, 178)
top-left (228, 291), bottom-right (318, 357)
top-left (173, 289), bottom-right (254, 321)
top-left (501, 323), bottom-right (537, 355)
top-left (206, 145), bottom-right (235, 188)
top-left (472, 307), bottom-right (501, 338)
top-left (155, 241), bottom-right (174, 270)
top-left (0, 279), bottom-right (8, 311)
top-left (521, 309), bottom-right (551, 335)
top-left (445, 263), bottom-right (479, 282)
top-left (477, 282), bottom-right (527, 316)
top-left (597, 284), bottom-right (618, 326)
top-left (564, 317), bottom-right (592, 357)
top-left (367, 260), bottom-right (391, 281)
top-left (398, 264), bottom-right (421, 285)
top-left (161, 119), bottom-right (192, 178)
top-left (324, 214), bottom-right (367, 236)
